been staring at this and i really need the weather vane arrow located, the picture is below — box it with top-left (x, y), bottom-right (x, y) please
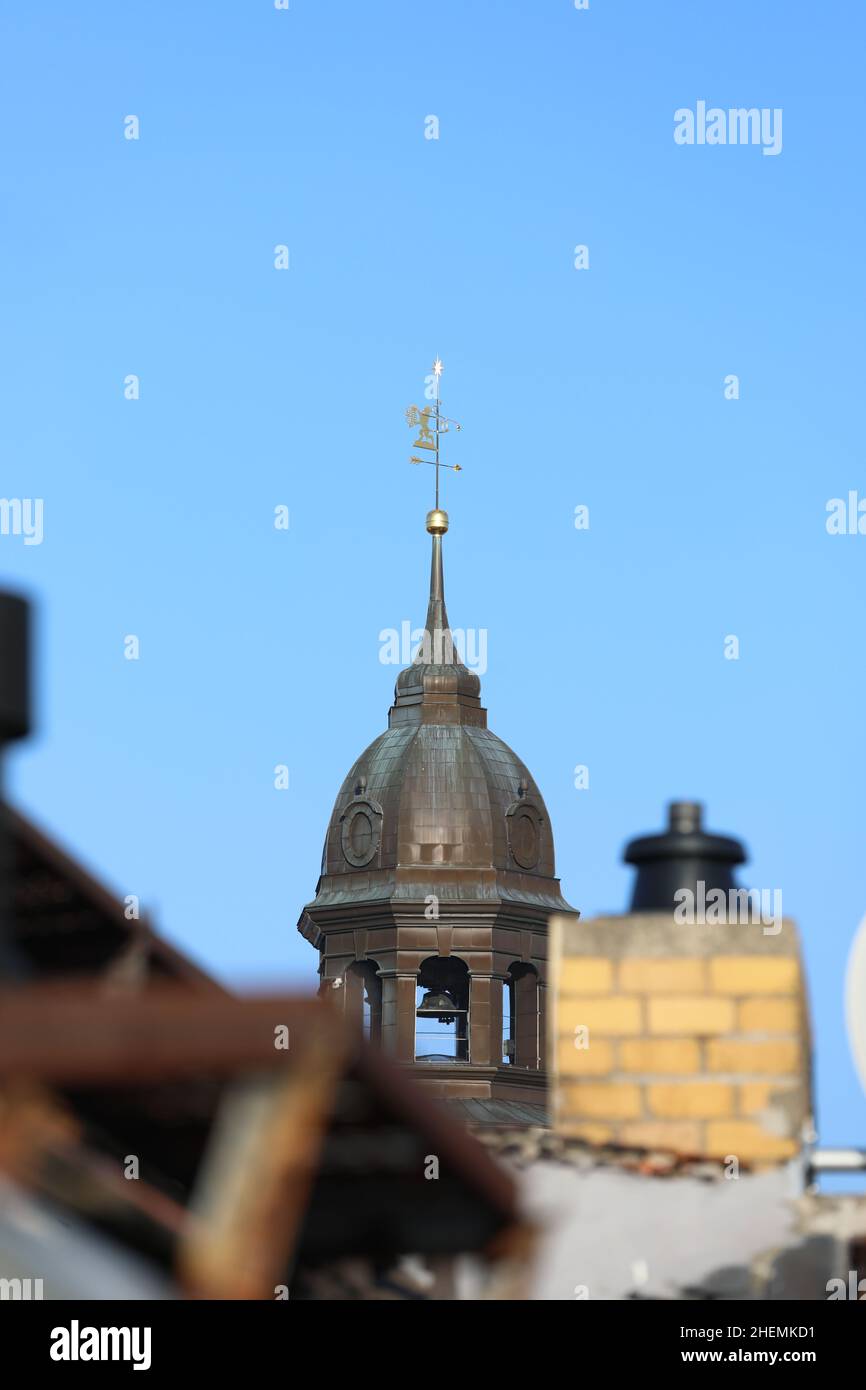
top-left (406, 357), bottom-right (462, 512)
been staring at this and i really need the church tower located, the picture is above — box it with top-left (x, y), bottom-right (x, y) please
top-left (298, 363), bottom-right (577, 1124)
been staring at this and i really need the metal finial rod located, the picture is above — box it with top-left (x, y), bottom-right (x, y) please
top-left (433, 356), bottom-right (442, 510)
top-left (405, 358), bottom-right (463, 514)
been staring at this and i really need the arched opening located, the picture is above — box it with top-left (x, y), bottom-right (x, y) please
top-left (505, 962), bottom-right (540, 1069)
top-left (415, 956), bottom-right (470, 1062)
top-left (345, 959), bottom-right (382, 1043)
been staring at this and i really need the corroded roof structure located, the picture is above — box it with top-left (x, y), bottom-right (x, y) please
top-left (302, 512), bottom-right (573, 925)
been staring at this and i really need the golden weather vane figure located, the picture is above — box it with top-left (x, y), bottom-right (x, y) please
top-left (406, 357), bottom-right (462, 512)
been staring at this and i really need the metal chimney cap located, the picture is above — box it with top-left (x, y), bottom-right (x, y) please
top-left (668, 800), bottom-right (703, 834)
top-left (622, 801), bottom-right (748, 913)
top-left (624, 799), bottom-right (746, 868)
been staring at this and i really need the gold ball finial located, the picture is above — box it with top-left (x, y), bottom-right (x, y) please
top-left (426, 508), bottom-right (449, 535)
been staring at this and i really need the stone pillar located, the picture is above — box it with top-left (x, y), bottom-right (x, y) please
top-left (514, 967), bottom-right (540, 1068)
top-left (343, 966), bottom-right (365, 1031)
top-left (380, 971), bottom-right (417, 1060)
top-left (469, 973), bottom-right (502, 1066)
top-left (537, 979), bottom-right (548, 1073)
top-left (368, 967), bottom-right (383, 1044)
top-left (490, 973), bottom-right (504, 1066)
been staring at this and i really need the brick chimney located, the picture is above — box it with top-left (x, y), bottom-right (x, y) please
top-left (549, 804), bottom-right (812, 1166)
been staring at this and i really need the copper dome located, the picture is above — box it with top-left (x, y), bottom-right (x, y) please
top-left (306, 519), bottom-right (572, 915)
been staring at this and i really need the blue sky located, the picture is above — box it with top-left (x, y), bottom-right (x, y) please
top-left (1, 2), bottom-right (865, 1162)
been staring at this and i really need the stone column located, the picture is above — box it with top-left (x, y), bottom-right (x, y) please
top-left (469, 973), bottom-right (503, 1066)
top-left (537, 979), bottom-right (548, 1073)
top-left (514, 967), bottom-right (540, 1069)
top-left (343, 966), bottom-right (365, 1031)
top-left (380, 971), bottom-right (417, 1060)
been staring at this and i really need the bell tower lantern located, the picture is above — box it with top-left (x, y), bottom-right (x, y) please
top-left (298, 363), bottom-right (577, 1125)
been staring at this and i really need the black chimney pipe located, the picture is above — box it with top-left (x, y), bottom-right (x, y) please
top-left (623, 801), bottom-right (746, 914)
top-left (0, 591), bottom-right (31, 979)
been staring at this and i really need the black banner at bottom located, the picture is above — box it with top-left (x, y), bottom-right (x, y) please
top-left (0, 1297), bottom-right (860, 1374)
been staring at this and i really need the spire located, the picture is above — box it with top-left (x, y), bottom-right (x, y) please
top-left (422, 506), bottom-right (453, 666)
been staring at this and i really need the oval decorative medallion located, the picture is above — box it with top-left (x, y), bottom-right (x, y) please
top-left (340, 798), bottom-right (382, 868)
top-left (510, 807), bottom-right (540, 870)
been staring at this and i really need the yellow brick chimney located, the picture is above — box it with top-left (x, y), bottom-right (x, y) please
top-left (549, 804), bottom-right (812, 1166)
top-left (550, 916), bottom-right (812, 1163)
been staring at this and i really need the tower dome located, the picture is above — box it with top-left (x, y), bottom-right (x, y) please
top-left (306, 508), bottom-right (571, 915)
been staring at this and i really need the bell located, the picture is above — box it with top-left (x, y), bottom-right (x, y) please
top-left (416, 989), bottom-right (465, 1022)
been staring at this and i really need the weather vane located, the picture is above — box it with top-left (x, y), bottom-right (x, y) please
top-left (405, 357), bottom-right (462, 511)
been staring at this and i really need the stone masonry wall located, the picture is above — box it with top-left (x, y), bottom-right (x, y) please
top-left (549, 913), bottom-right (812, 1165)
